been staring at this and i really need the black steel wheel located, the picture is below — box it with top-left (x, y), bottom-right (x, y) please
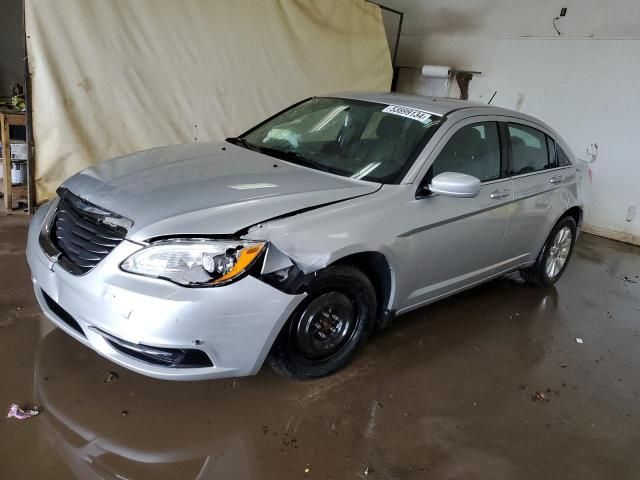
top-left (269, 265), bottom-right (377, 379)
top-left (293, 291), bottom-right (359, 360)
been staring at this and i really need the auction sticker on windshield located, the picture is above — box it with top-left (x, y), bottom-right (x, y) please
top-left (382, 105), bottom-right (433, 122)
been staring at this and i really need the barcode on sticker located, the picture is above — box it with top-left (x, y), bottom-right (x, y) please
top-left (382, 105), bottom-right (432, 122)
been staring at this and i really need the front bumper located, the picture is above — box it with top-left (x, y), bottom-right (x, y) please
top-left (27, 202), bottom-right (305, 380)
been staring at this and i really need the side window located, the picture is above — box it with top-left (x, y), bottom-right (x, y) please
top-left (557, 145), bottom-right (573, 166)
top-left (546, 136), bottom-right (558, 168)
top-left (431, 122), bottom-right (501, 182)
top-left (508, 123), bottom-right (550, 175)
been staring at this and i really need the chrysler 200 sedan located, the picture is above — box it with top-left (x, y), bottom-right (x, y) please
top-left (27, 93), bottom-right (584, 380)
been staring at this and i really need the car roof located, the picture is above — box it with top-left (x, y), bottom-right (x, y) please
top-left (330, 91), bottom-right (573, 163)
top-left (332, 91), bottom-right (514, 118)
top-left (331, 91), bottom-right (563, 139)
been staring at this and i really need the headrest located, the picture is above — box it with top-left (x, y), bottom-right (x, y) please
top-left (453, 127), bottom-right (483, 156)
top-left (456, 127), bottom-right (482, 145)
top-left (376, 115), bottom-right (405, 140)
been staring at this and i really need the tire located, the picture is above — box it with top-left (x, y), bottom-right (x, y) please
top-left (520, 216), bottom-right (577, 287)
top-left (269, 265), bottom-right (377, 379)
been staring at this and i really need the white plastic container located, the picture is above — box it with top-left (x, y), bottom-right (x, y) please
top-left (11, 160), bottom-right (27, 185)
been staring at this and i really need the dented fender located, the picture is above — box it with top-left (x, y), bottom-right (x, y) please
top-left (242, 185), bottom-right (408, 310)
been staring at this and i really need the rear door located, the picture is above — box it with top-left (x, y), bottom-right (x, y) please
top-left (497, 121), bottom-right (575, 270)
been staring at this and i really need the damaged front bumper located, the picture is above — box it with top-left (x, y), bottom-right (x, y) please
top-left (27, 202), bottom-right (305, 380)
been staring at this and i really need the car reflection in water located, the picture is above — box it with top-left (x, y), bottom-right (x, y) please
top-left (33, 275), bottom-right (561, 479)
top-left (34, 330), bottom-right (295, 480)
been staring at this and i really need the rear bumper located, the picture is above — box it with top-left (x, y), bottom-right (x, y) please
top-left (27, 201), bottom-right (305, 380)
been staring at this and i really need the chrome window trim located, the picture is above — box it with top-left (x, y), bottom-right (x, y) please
top-left (508, 165), bottom-right (573, 180)
top-left (479, 178), bottom-right (510, 186)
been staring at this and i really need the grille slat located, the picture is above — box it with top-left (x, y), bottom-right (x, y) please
top-left (49, 193), bottom-right (128, 274)
top-left (57, 236), bottom-right (103, 262)
top-left (69, 237), bottom-right (111, 259)
top-left (59, 228), bottom-right (112, 255)
top-left (60, 219), bottom-right (119, 248)
top-left (56, 222), bottom-right (121, 250)
top-left (56, 206), bottom-right (124, 241)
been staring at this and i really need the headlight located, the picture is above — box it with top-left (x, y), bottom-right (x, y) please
top-left (121, 239), bottom-right (266, 287)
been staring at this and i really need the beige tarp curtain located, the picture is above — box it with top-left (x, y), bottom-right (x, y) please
top-left (25, 0), bottom-right (392, 202)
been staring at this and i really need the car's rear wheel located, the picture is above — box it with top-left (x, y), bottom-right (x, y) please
top-left (269, 265), bottom-right (376, 379)
top-left (520, 216), bottom-right (577, 286)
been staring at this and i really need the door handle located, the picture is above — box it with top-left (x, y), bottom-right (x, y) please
top-left (490, 189), bottom-right (511, 199)
top-left (549, 176), bottom-right (564, 184)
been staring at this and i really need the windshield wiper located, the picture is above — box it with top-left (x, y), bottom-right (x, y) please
top-left (256, 146), bottom-right (337, 173)
top-left (226, 137), bottom-right (259, 152)
top-left (229, 140), bottom-right (342, 175)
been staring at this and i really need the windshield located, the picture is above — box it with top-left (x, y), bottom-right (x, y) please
top-left (233, 97), bottom-right (442, 183)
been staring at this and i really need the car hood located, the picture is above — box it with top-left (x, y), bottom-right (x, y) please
top-left (61, 142), bottom-right (380, 241)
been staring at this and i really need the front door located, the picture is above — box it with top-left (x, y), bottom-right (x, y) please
top-left (398, 120), bottom-right (513, 311)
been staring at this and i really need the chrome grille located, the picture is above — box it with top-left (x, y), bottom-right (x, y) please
top-left (46, 191), bottom-right (128, 274)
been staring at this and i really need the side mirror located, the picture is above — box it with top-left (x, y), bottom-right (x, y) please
top-left (428, 172), bottom-right (481, 198)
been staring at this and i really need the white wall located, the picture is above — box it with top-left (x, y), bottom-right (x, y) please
top-left (383, 0), bottom-right (640, 244)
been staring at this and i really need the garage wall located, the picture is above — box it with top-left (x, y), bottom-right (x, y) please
top-left (384, 0), bottom-right (640, 244)
top-left (26, 0), bottom-right (392, 202)
top-left (0, 0), bottom-right (24, 97)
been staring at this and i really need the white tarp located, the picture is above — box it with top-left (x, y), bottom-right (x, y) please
top-left (25, 0), bottom-right (392, 202)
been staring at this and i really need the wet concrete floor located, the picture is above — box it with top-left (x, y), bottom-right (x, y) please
top-left (1, 213), bottom-right (639, 479)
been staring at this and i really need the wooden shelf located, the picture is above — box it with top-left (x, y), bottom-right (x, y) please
top-left (0, 110), bottom-right (30, 211)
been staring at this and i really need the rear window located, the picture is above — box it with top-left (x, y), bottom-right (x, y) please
top-left (557, 145), bottom-right (573, 166)
top-left (546, 136), bottom-right (573, 168)
top-left (546, 136), bottom-right (558, 168)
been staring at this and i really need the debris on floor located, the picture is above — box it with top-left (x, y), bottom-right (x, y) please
top-left (576, 338), bottom-right (584, 344)
top-left (102, 371), bottom-right (119, 383)
top-left (6, 403), bottom-right (41, 420)
top-left (560, 363), bottom-right (568, 368)
top-left (531, 391), bottom-right (549, 402)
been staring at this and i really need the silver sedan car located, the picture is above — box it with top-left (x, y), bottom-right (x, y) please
top-left (27, 93), bottom-right (584, 380)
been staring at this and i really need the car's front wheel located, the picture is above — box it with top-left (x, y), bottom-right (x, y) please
top-left (520, 215), bottom-right (577, 286)
top-left (269, 265), bottom-right (376, 379)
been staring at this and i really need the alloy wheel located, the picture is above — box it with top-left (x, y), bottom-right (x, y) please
top-left (545, 226), bottom-right (572, 279)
